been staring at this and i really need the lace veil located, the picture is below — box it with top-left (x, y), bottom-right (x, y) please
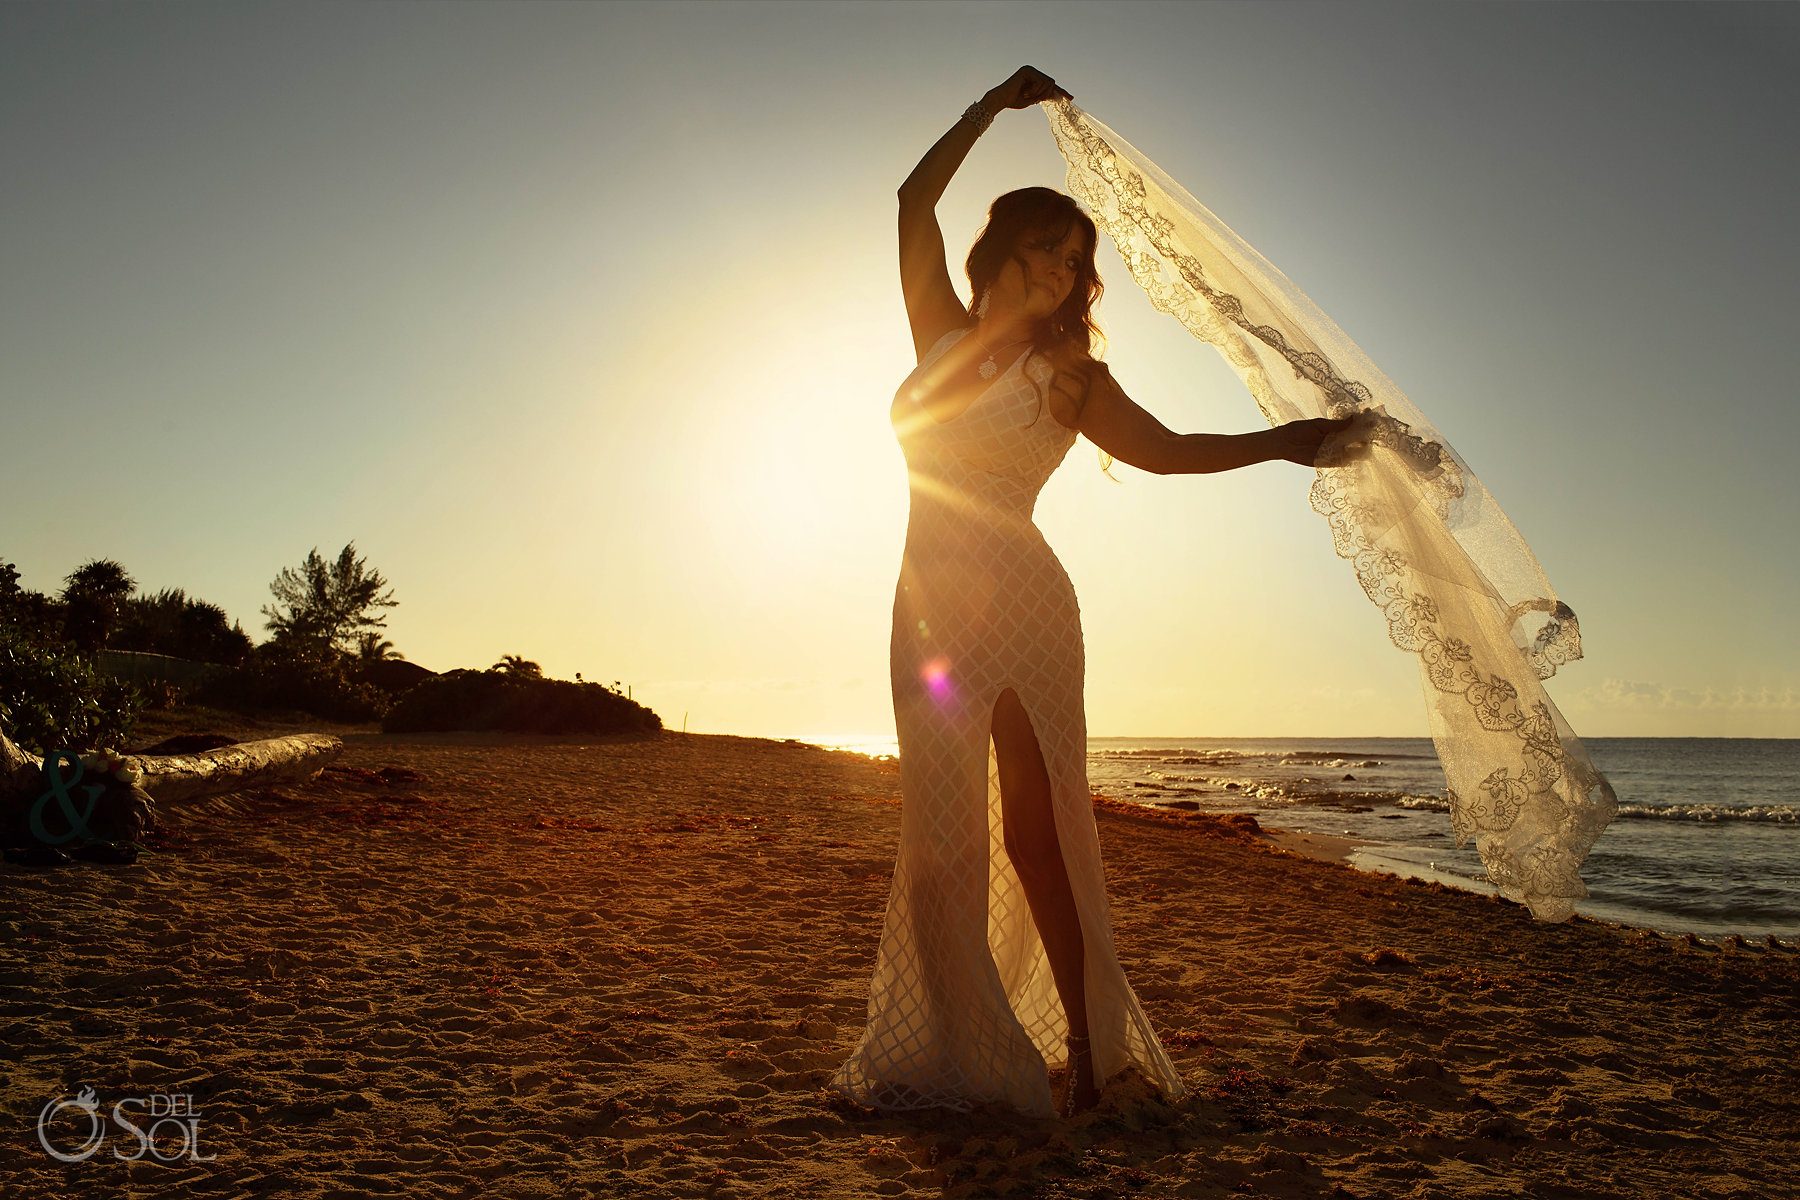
top-left (1045, 100), bottom-right (1616, 921)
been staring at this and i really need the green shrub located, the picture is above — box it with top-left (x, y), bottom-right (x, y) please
top-left (193, 640), bottom-right (387, 724)
top-left (112, 589), bottom-right (254, 666)
top-left (383, 669), bottom-right (661, 735)
top-left (0, 581), bottom-right (64, 645)
top-left (0, 621), bottom-right (141, 754)
top-left (350, 657), bottom-right (434, 697)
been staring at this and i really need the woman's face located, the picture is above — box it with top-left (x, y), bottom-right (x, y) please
top-left (991, 226), bottom-right (1086, 320)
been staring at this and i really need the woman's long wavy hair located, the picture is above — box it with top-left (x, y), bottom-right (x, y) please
top-left (966, 187), bottom-right (1103, 354)
top-left (965, 188), bottom-right (1105, 425)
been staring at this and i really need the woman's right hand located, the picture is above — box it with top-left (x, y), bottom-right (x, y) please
top-left (986, 66), bottom-right (1071, 112)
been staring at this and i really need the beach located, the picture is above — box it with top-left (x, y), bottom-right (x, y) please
top-left (3, 726), bottom-right (1795, 1198)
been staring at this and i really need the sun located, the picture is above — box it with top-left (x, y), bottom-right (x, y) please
top-left (690, 331), bottom-right (910, 582)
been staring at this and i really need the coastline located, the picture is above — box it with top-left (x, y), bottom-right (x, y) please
top-left (3, 729), bottom-right (1794, 1196)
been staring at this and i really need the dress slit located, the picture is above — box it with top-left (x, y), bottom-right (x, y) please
top-left (984, 684), bottom-right (1068, 1054)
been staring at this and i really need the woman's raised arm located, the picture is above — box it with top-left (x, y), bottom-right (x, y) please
top-left (897, 67), bottom-right (1071, 360)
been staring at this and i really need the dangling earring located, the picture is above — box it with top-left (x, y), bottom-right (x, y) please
top-left (975, 288), bottom-right (991, 320)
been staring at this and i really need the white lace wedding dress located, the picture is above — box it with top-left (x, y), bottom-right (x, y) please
top-left (830, 327), bottom-right (1189, 1117)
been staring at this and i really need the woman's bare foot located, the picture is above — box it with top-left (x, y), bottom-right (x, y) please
top-left (1058, 1034), bottom-right (1099, 1116)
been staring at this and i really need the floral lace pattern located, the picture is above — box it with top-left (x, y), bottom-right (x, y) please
top-left (1046, 101), bottom-right (1616, 921)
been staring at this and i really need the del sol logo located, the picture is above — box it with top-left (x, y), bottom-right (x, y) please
top-left (37, 1086), bottom-right (217, 1163)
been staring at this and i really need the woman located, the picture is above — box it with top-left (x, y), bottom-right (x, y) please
top-left (831, 67), bottom-right (1358, 1119)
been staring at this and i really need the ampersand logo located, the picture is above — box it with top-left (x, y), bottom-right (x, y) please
top-left (29, 750), bottom-right (102, 846)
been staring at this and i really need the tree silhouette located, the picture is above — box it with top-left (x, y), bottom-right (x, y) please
top-left (60, 559), bottom-right (136, 653)
top-left (356, 633), bottom-right (404, 662)
top-left (0, 560), bottom-right (57, 640)
top-left (491, 654), bottom-right (543, 679)
top-left (262, 543), bottom-right (398, 658)
top-left (114, 588), bottom-right (254, 665)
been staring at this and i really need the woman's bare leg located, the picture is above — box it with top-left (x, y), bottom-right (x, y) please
top-left (991, 687), bottom-right (1097, 1111)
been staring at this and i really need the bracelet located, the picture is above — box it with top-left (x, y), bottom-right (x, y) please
top-left (962, 100), bottom-right (995, 136)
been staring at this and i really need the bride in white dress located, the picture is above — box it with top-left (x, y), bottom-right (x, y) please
top-left (830, 67), bottom-right (1358, 1119)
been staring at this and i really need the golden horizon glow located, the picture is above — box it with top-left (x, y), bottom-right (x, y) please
top-left (2, 5), bottom-right (1794, 741)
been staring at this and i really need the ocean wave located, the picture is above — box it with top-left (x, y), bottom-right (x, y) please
top-left (1160, 753), bottom-right (1251, 765)
top-left (1616, 804), bottom-right (1798, 824)
top-left (1092, 747), bottom-right (1437, 764)
top-left (1152, 752), bottom-right (1391, 769)
top-left (1276, 753), bottom-right (1387, 767)
top-left (1287, 788), bottom-right (1444, 811)
top-left (1386, 797), bottom-right (1795, 823)
top-left (1093, 749), bottom-right (1445, 772)
top-left (1124, 775), bottom-right (1451, 812)
top-left (1200, 785), bottom-right (1439, 811)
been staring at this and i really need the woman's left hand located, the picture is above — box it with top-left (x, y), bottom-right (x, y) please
top-left (1270, 416), bottom-right (1354, 466)
top-left (1313, 409), bottom-right (1381, 467)
top-left (1274, 411), bottom-right (1379, 468)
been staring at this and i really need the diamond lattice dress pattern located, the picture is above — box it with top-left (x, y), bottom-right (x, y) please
top-left (831, 328), bottom-right (1189, 1117)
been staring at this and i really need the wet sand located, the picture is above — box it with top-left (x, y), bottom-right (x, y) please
top-left (2, 727), bottom-right (1794, 1198)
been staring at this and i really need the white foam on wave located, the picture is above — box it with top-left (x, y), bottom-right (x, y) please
top-left (1386, 796), bottom-right (1795, 823)
top-left (1616, 804), bottom-right (1797, 824)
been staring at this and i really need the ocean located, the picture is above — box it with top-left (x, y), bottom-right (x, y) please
top-left (805, 735), bottom-right (1800, 940)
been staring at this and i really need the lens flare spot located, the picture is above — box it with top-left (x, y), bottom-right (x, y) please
top-left (921, 657), bottom-right (954, 702)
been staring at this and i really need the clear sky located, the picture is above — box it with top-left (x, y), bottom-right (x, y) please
top-left (3, 2), bottom-right (1795, 740)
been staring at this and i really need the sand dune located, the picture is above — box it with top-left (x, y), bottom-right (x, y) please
top-left (2, 729), bottom-right (1794, 1198)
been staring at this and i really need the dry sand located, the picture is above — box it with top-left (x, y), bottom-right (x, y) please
top-left (2, 725), bottom-right (1795, 1198)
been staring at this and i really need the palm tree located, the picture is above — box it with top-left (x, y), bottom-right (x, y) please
top-left (60, 559), bottom-right (136, 653)
top-left (491, 654), bottom-right (543, 679)
top-left (356, 633), bottom-right (404, 662)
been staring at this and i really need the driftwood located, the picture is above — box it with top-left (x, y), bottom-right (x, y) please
top-left (1, 724), bottom-right (35, 797)
top-left (0, 721), bottom-right (342, 809)
top-left (124, 735), bottom-right (344, 806)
